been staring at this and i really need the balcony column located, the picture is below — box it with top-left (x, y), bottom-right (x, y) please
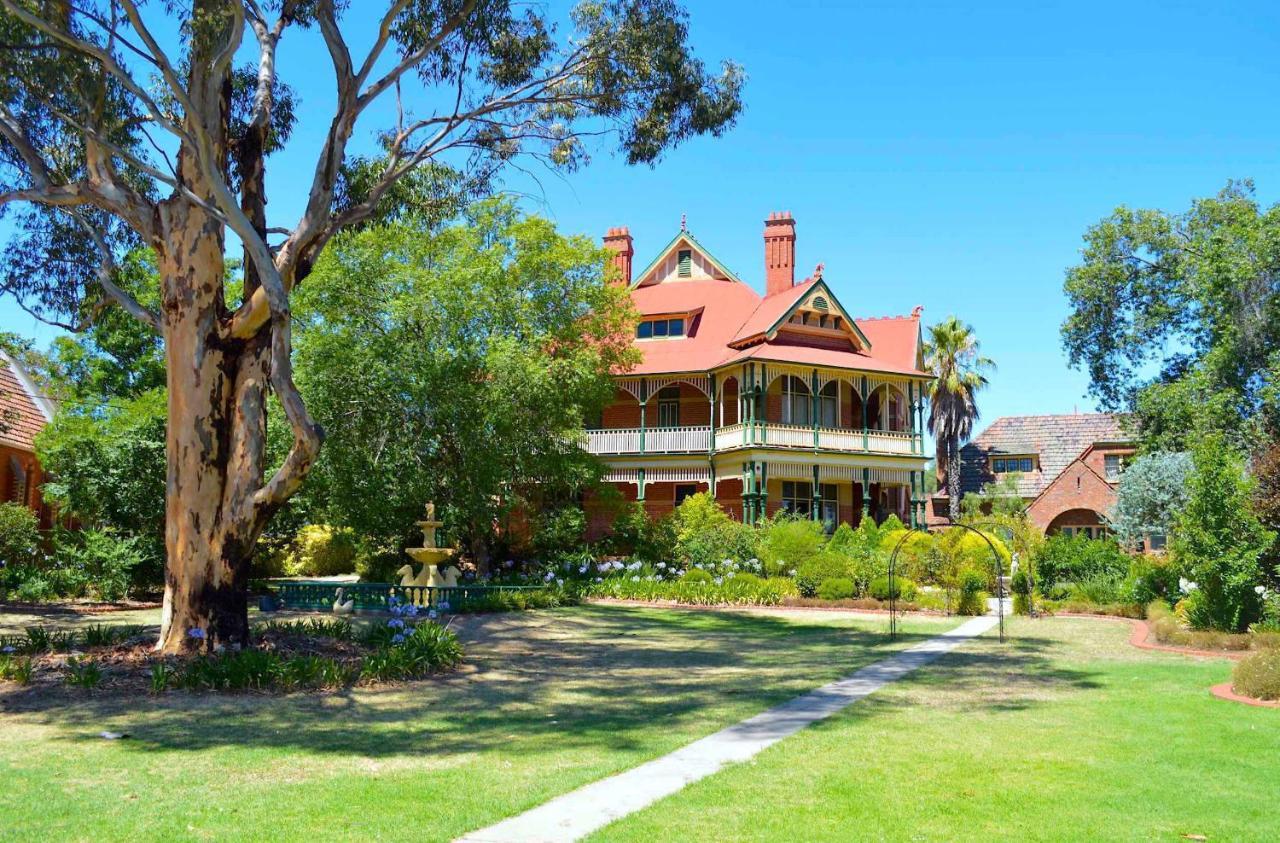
top-left (758, 461), bottom-right (769, 523)
top-left (811, 369), bottom-right (819, 448)
top-left (861, 467), bottom-right (872, 520)
top-left (637, 467), bottom-right (646, 502)
top-left (909, 471), bottom-right (918, 529)
top-left (742, 461), bottom-right (755, 524)
top-left (638, 378), bottom-right (647, 454)
top-left (709, 373), bottom-right (717, 455)
top-left (861, 375), bottom-right (869, 451)
top-left (811, 464), bottom-right (821, 522)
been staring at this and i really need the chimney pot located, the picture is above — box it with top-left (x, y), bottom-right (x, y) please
top-left (763, 211), bottom-right (797, 296)
top-left (603, 226), bottom-right (634, 286)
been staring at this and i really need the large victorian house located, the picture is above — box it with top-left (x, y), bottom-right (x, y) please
top-left (582, 212), bottom-right (932, 538)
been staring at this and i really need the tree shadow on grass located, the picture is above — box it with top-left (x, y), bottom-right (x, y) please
top-left (0, 606), bottom-right (1101, 761)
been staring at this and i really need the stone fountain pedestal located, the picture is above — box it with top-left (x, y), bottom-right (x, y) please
top-left (403, 502), bottom-right (459, 588)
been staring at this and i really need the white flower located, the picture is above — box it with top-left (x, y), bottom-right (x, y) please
top-left (656, 562), bottom-right (666, 569)
top-left (1179, 578), bottom-right (1198, 593)
top-left (1256, 585), bottom-right (1268, 596)
top-left (578, 565), bottom-right (588, 574)
top-left (631, 576), bottom-right (640, 582)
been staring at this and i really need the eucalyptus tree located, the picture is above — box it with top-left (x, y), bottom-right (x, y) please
top-left (0, 0), bottom-right (743, 651)
top-left (923, 316), bottom-right (994, 522)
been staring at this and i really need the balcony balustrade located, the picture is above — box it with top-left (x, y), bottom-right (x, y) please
top-left (585, 422), bottom-right (919, 456)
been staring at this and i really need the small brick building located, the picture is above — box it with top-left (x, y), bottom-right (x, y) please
top-left (928, 413), bottom-right (1136, 538)
top-left (0, 349), bottom-right (56, 528)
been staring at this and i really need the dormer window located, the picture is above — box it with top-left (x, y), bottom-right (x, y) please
top-left (992, 456), bottom-right (1035, 474)
top-left (636, 317), bottom-right (685, 339)
top-left (1103, 453), bottom-right (1126, 481)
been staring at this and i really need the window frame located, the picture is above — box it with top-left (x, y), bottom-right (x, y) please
top-left (674, 483), bottom-right (699, 506)
top-left (781, 480), bottom-right (813, 516)
top-left (781, 375), bottom-right (811, 426)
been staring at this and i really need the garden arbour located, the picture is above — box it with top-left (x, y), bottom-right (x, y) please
top-left (887, 520), bottom-right (1009, 642)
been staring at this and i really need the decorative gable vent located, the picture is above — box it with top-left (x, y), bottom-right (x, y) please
top-left (677, 249), bottom-right (692, 278)
top-left (811, 295), bottom-right (829, 312)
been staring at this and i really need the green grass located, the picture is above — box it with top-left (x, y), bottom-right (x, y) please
top-left (0, 604), bottom-right (955, 841)
top-left (591, 616), bottom-right (1280, 842)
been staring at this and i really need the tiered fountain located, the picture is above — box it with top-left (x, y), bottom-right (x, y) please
top-left (399, 502), bottom-right (460, 588)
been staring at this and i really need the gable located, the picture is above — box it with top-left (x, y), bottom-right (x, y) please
top-left (732, 279), bottom-right (871, 351)
top-left (632, 231), bottom-right (743, 288)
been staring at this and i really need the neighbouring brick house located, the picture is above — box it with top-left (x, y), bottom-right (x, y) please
top-left (582, 212), bottom-right (933, 540)
top-left (927, 413), bottom-right (1138, 540)
top-left (0, 349), bottom-right (56, 528)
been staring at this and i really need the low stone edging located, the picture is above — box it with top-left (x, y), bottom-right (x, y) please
top-left (1210, 682), bottom-right (1280, 708)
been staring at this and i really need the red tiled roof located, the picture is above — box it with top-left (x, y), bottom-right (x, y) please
top-left (0, 351), bottom-right (53, 453)
top-left (957, 413), bottom-right (1132, 497)
top-left (624, 262), bottom-right (925, 378)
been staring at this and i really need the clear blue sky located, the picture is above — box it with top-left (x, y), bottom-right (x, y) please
top-left (3, 0), bottom-right (1279, 427)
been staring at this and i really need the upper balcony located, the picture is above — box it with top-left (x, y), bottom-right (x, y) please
top-left (584, 422), bottom-right (920, 457)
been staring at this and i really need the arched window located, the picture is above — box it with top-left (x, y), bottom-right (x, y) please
top-left (818, 381), bottom-right (839, 428)
top-left (780, 376), bottom-right (810, 425)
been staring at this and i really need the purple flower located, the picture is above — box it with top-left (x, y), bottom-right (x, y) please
top-left (1, 645), bottom-right (14, 654)
top-left (187, 628), bottom-right (206, 640)
top-left (438, 601), bottom-right (451, 612)
top-left (504, 559), bottom-right (515, 568)
top-left (391, 633), bottom-right (406, 644)
top-left (388, 618), bottom-right (405, 629)
top-left (427, 610), bottom-right (438, 620)
top-left (404, 604), bottom-right (419, 617)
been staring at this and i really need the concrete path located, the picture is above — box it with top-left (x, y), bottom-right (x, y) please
top-left (458, 613), bottom-right (999, 843)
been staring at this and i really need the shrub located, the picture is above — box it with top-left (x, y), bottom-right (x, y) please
top-left (531, 506), bottom-right (587, 561)
top-left (878, 528), bottom-right (936, 583)
top-left (52, 529), bottom-right (145, 601)
top-left (1125, 553), bottom-right (1179, 606)
top-left (672, 493), bottom-right (758, 569)
top-left (1232, 648), bottom-right (1280, 700)
top-left (681, 567), bottom-right (713, 584)
top-left (64, 657), bottom-right (103, 689)
top-left (794, 551), bottom-right (849, 597)
top-left (938, 527), bottom-right (1012, 589)
top-left (817, 578), bottom-right (855, 600)
top-left (1034, 533), bottom-right (1129, 591)
top-left (1012, 592), bottom-right (1033, 615)
top-left (586, 575), bottom-right (796, 606)
top-left (759, 515), bottom-right (827, 577)
top-left (868, 575), bottom-right (918, 601)
top-left (603, 503), bottom-right (677, 565)
top-left (0, 654), bottom-right (33, 684)
top-left (285, 525), bottom-right (358, 577)
top-left (1010, 568), bottom-right (1031, 596)
top-left (1171, 435), bottom-right (1274, 631)
top-left (0, 502), bottom-right (40, 566)
top-left (955, 569), bottom-right (988, 616)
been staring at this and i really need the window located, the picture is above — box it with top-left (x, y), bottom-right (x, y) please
top-left (781, 481), bottom-right (812, 516)
top-left (818, 483), bottom-right (839, 530)
top-left (674, 484), bottom-right (699, 505)
top-left (993, 457), bottom-right (1034, 474)
top-left (1104, 453), bottom-right (1125, 481)
top-left (1148, 533), bottom-right (1167, 552)
top-left (818, 383), bottom-right (839, 428)
top-left (1060, 525), bottom-right (1107, 540)
top-left (635, 317), bottom-right (684, 339)
top-left (677, 249), bottom-right (692, 278)
top-left (657, 386), bottom-right (680, 428)
top-left (781, 375), bottom-right (810, 425)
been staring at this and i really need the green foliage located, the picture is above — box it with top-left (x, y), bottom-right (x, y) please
top-left (1062, 181), bottom-right (1280, 450)
top-left (1011, 568), bottom-right (1031, 596)
top-left (82, 623), bottom-right (146, 648)
top-left (283, 525), bottom-right (358, 577)
top-left (1125, 554), bottom-right (1180, 606)
top-left (1233, 649), bottom-right (1280, 701)
top-left (0, 654), bottom-right (33, 684)
top-left (254, 618), bottom-right (355, 642)
top-left (759, 515), bottom-right (827, 577)
top-left (148, 662), bottom-right (172, 694)
top-left (936, 527), bottom-right (1011, 589)
top-left (604, 502), bottom-right (677, 565)
top-left (961, 473), bottom-right (1026, 520)
top-left (51, 529), bottom-right (145, 601)
top-left (35, 388), bottom-right (167, 587)
top-left (816, 578), bottom-right (855, 600)
top-left (794, 552), bottom-right (850, 598)
top-left (293, 201), bottom-right (640, 558)
top-left (672, 493), bottom-right (758, 569)
top-left (878, 527), bottom-right (935, 583)
top-left (0, 502), bottom-right (39, 566)
top-left (1172, 435), bottom-right (1274, 631)
top-left (64, 657), bottom-right (103, 689)
top-left (868, 575), bottom-right (918, 601)
top-left (680, 568), bottom-right (713, 584)
top-left (1111, 452), bottom-right (1192, 549)
top-left (1034, 533), bottom-right (1129, 590)
top-left (955, 569), bottom-right (988, 616)
top-left (531, 507), bottom-right (588, 561)
top-left (586, 575), bottom-right (796, 606)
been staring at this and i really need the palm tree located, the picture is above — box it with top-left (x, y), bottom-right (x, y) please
top-left (923, 317), bottom-right (995, 522)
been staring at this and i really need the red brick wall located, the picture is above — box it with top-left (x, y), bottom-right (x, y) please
top-left (601, 387), bottom-right (640, 429)
top-left (721, 379), bottom-right (739, 426)
top-left (0, 444), bottom-right (51, 529)
top-left (1082, 445), bottom-right (1135, 477)
top-left (765, 379), bottom-right (783, 423)
top-left (1027, 458), bottom-right (1119, 533)
top-left (715, 477), bottom-right (743, 521)
top-left (673, 383), bottom-right (710, 427)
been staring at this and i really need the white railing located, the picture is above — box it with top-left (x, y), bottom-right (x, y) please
top-left (585, 426), bottom-right (710, 454)
top-left (585, 423), bottom-right (917, 456)
top-left (585, 428), bottom-right (642, 454)
top-left (646, 426), bottom-right (711, 453)
top-left (715, 423), bottom-right (746, 451)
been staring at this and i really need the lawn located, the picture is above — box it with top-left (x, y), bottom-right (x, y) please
top-left (0, 603), bottom-right (955, 841)
top-left (591, 615), bottom-right (1280, 842)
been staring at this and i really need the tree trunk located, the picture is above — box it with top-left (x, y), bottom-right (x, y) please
top-left (947, 444), bottom-right (962, 523)
top-left (154, 201), bottom-right (272, 654)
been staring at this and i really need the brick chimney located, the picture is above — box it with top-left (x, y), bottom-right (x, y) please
top-left (763, 211), bottom-right (796, 296)
top-left (603, 226), bottom-right (634, 286)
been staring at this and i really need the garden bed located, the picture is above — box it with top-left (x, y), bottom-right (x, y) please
top-left (0, 609), bottom-right (463, 697)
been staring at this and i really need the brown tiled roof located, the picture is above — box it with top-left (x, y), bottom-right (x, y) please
top-left (0, 351), bottom-right (54, 453)
top-left (958, 413), bottom-right (1132, 498)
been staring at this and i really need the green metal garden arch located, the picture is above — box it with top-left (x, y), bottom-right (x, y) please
top-left (887, 520), bottom-right (1007, 642)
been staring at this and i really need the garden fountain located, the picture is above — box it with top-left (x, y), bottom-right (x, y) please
top-left (400, 502), bottom-right (461, 588)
